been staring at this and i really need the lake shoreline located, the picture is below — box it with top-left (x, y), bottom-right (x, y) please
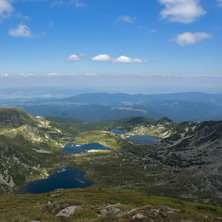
top-left (17, 166), bottom-right (94, 194)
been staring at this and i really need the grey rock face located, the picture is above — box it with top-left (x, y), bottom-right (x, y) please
top-left (145, 121), bottom-right (222, 205)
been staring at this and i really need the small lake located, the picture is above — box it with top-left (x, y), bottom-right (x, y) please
top-left (18, 167), bottom-right (94, 194)
top-left (111, 129), bottom-right (128, 134)
top-left (126, 135), bottom-right (162, 145)
top-left (62, 142), bottom-right (112, 154)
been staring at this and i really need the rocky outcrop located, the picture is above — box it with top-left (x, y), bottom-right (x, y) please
top-left (56, 206), bottom-right (80, 217)
top-left (0, 108), bottom-right (34, 127)
top-left (145, 120), bottom-right (222, 205)
top-left (147, 121), bottom-right (222, 170)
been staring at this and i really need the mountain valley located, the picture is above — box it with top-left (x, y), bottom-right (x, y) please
top-left (0, 107), bottom-right (222, 221)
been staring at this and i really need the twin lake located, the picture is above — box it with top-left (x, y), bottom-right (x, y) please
top-left (18, 129), bottom-right (162, 194)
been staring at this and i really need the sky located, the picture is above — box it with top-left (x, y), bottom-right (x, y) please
top-left (0, 0), bottom-right (222, 92)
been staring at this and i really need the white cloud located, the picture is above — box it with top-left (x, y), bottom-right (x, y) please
top-left (51, 0), bottom-right (64, 7)
top-left (0, 0), bottom-right (14, 18)
top-left (150, 28), bottom-right (157, 33)
top-left (217, 0), bottom-right (222, 7)
top-left (70, 0), bottom-right (85, 7)
top-left (49, 22), bottom-right (54, 27)
top-left (66, 53), bottom-right (85, 61)
top-left (0, 73), bottom-right (9, 77)
top-left (117, 15), bottom-right (137, 24)
top-left (159, 0), bottom-right (206, 23)
top-left (16, 13), bottom-right (30, 20)
top-left (91, 54), bottom-right (111, 62)
top-left (8, 23), bottom-right (33, 37)
top-left (112, 56), bottom-right (147, 63)
top-left (51, 0), bottom-right (85, 8)
top-left (91, 54), bottom-right (147, 63)
top-left (147, 28), bottom-right (158, 34)
top-left (171, 32), bottom-right (212, 46)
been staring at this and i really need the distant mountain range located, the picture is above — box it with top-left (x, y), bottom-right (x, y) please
top-left (1, 92), bottom-right (222, 122)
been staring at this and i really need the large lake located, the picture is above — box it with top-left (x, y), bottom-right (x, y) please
top-left (18, 167), bottom-right (94, 194)
top-left (126, 135), bottom-right (162, 145)
top-left (62, 142), bottom-right (112, 154)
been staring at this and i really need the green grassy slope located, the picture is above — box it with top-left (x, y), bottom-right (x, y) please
top-left (0, 188), bottom-right (222, 222)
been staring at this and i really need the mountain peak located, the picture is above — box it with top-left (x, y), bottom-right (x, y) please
top-left (0, 108), bottom-right (34, 127)
top-left (158, 116), bottom-right (173, 123)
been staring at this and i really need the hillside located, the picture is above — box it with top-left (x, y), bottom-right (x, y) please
top-left (0, 108), bottom-right (35, 127)
top-left (0, 108), bottom-right (64, 193)
top-left (46, 116), bottom-right (176, 139)
top-left (1, 188), bottom-right (222, 222)
top-left (145, 121), bottom-right (222, 205)
top-left (45, 115), bottom-right (222, 206)
top-left (1, 108), bottom-right (222, 220)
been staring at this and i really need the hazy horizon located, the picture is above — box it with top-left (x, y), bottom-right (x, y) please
top-left (1, 84), bottom-right (222, 100)
top-left (1, 73), bottom-right (222, 99)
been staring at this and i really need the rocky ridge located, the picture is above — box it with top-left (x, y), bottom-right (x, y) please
top-left (145, 121), bottom-right (222, 205)
top-left (0, 109), bottom-right (63, 193)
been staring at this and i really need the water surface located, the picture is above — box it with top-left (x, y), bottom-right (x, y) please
top-left (111, 129), bottom-right (128, 134)
top-left (18, 167), bottom-right (94, 194)
top-left (62, 142), bottom-right (112, 154)
top-left (126, 135), bottom-right (162, 145)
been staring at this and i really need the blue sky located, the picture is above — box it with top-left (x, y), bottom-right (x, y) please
top-left (0, 0), bottom-right (222, 91)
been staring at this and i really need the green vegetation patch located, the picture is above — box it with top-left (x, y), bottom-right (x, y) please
top-left (0, 188), bottom-right (222, 222)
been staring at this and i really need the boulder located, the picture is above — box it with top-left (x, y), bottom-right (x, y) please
top-left (113, 208), bottom-right (120, 214)
top-left (56, 206), bottom-right (80, 217)
top-left (133, 213), bottom-right (147, 219)
top-left (100, 209), bottom-right (108, 216)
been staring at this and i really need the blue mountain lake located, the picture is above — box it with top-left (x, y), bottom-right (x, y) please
top-left (111, 129), bottom-right (128, 134)
top-left (62, 142), bottom-right (112, 154)
top-left (18, 143), bottom-right (112, 194)
top-left (18, 167), bottom-right (94, 194)
top-left (126, 135), bottom-right (162, 145)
